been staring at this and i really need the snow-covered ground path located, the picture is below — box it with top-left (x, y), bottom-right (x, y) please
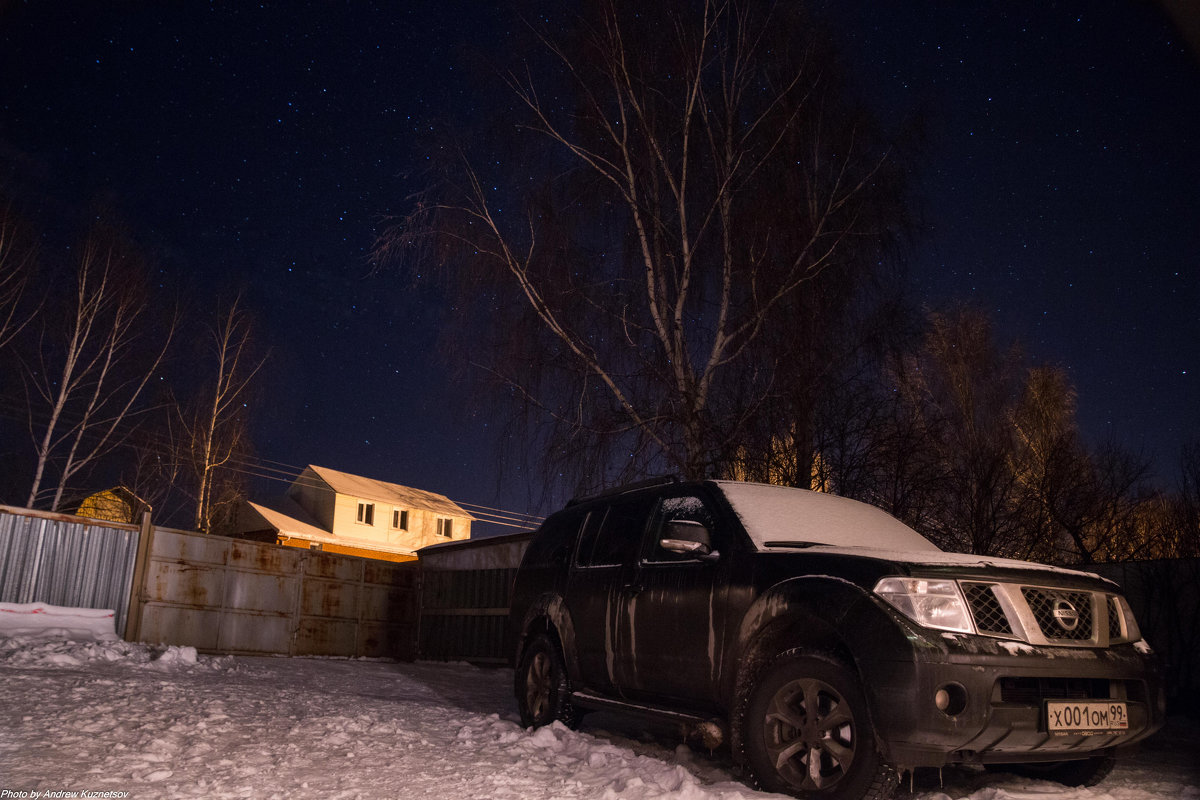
top-left (1, 636), bottom-right (1197, 800)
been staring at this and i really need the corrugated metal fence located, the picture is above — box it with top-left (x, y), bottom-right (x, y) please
top-left (0, 505), bottom-right (141, 634)
top-left (420, 567), bottom-right (518, 663)
top-left (417, 533), bottom-right (533, 664)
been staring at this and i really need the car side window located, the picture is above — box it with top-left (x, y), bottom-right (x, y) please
top-left (525, 511), bottom-right (587, 569)
top-left (575, 499), bottom-right (653, 567)
top-left (642, 493), bottom-right (718, 563)
top-left (573, 510), bottom-right (603, 567)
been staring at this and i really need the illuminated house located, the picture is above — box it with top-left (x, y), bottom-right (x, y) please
top-left (75, 487), bottom-right (144, 524)
top-left (234, 464), bottom-right (473, 562)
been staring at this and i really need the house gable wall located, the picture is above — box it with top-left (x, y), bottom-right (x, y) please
top-left (288, 467), bottom-right (336, 531)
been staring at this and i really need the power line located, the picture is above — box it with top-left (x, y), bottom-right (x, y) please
top-left (1, 395), bottom-right (545, 531)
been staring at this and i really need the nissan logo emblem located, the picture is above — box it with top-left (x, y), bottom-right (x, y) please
top-left (1052, 599), bottom-right (1080, 631)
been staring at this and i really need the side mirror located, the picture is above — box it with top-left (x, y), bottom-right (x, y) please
top-left (660, 519), bottom-right (719, 561)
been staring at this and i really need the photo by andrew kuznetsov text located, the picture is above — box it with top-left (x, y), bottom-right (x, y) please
top-left (0, 791), bottom-right (130, 799)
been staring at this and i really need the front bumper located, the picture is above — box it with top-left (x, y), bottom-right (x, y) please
top-left (865, 638), bottom-right (1166, 769)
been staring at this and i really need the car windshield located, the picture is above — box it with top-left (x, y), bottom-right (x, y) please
top-left (717, 481), bottom-right (940, 552)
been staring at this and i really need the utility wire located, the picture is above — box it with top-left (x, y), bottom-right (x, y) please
top-left (2, 398), bottom-right (545, 531)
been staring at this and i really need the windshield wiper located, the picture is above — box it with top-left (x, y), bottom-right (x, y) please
top-left (763, 541), bottom-right (824, 549)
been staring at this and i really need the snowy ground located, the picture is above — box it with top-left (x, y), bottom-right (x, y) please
top-left (1, 634), bottom-right (1197, 800)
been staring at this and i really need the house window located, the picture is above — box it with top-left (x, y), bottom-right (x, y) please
top-left (392, 508), bottom-right (408, 530)
top-left (437, 518), bottom-right (453, 538)
top-left (357, 502), bottom-right (375, 525)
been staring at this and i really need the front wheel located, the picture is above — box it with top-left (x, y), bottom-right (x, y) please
top-left (743, 653), bottom-right (897, 800)
top-left (515, 634), bottom-right (578, 729)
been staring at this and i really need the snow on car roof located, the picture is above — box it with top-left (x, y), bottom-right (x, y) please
top-left (716, 481), bottom-right (939, 552)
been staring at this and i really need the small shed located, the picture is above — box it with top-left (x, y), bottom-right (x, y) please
top-left (416, 531), bottom-right (533, 664)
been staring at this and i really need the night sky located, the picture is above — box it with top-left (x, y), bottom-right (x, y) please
top-left (1, 1), bottom-right (1197, 533)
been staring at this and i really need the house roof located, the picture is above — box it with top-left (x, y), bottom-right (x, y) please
top-left (242, 495), bottom-right (329, 539)
top-left (304, 465), bottom-right (475, 520)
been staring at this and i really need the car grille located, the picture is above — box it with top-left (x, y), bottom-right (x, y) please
top-left (997, 677), bottom-right (1109, 704)
top-left (1108, 596), bottom-right (1123, 640)
top-left (962, 583), bottom-right (1013, 635)
top-left (996, 676), bottom-right (1149, 706)
top-left (960, 582), bottom-right (1134, 646)
top-left (1021, 587), bottom-right (1094, 641)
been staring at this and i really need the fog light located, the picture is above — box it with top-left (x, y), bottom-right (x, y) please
top-left (934, 683), bottom-right (968, 717)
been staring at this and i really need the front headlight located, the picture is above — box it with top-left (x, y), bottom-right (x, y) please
top-left (874, 577), bottom-right (975, 634)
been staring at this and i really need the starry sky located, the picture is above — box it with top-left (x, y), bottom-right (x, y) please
top-left (1, 1), bottom-right (1197, 533)
top-left (824, 2), bottom-right (1200, 481)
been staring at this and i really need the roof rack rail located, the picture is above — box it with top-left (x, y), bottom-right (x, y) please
top-left (566, 475), bottom-right (681, 507)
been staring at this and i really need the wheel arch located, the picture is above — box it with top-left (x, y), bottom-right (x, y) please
top-left (728, 576), bottom-right (881, 767)
top-left (513, 592), bottom-right (580, 683)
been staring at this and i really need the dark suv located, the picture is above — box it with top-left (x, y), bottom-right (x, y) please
top-left (508, 479), bottom-right (1165, 800)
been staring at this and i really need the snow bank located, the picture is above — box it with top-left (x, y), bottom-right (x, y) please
top-left (0, 601), bottom-right (118, 641)
top-left (0, 604), bottom-right (229, 671)
top-left (0, 625), bottom-right (1195, 800)
top-left (0, 635), bottom-right (230, 671)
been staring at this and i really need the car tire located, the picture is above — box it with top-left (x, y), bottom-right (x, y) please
top-left (515, 633), bottom-right (578, 729)
top-left (996, 755), bottom-right (1116, 787)
top-left (743, 652), bottom-right (897, 800)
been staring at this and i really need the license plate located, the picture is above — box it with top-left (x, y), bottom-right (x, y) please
top-left (1045, 701), bottom-right (1129, 734)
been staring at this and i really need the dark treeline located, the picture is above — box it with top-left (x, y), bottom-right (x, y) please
top-left (732, 306), bottom-right (1200, 563)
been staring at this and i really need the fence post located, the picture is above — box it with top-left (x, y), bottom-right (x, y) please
top-left (122, 510), bottom-right (155, 642)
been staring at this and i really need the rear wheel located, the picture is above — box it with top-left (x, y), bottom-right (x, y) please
top-left (743, 653), bottom-right (897, 800)
top-left (515, 633), bottom-right (578, 729)
top-left (995, 755), bottom-right (1116, 787)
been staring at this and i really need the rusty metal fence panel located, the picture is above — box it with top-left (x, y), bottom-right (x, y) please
top-left (134, 528), bottom-right (418, 659)
top-left (1, 506), bottom-right (518, 664)
top-left (0, 506), bottom-right (140, 634)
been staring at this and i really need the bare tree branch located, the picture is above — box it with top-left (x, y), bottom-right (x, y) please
top-left (376, 1), bottom-right (908, 489)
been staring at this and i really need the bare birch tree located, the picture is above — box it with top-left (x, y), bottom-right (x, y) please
top-left (23, 227), bottom-right (175, 511)
top-left (177, 296), bottom-right (266, 534)
top-left (880, 309), bottom-right (1031, 555)
top-left (0, 200), bottom-right (37, 355)
top-left (377, 0), bottom-right (907, 489)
